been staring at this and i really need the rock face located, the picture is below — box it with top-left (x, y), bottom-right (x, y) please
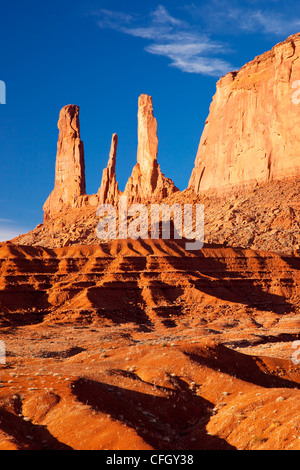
top-left (98, 133), bottom-right (120, 205)
top-left (124, 94), bottom-right (178, 203)
top-left (43, 95), bottom-right (178, 223)
top-left (189, 33), bottom-right (300, 195)
top-left (43, 105), bottom-right (86, 220)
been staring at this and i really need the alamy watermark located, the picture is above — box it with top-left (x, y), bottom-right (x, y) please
top-left (291, 341), bottom-right (300, 365)
top-left (0, 81), bottom-right (6, 104)
top-left (96, 196), bottom-right (204, 251)
top-left (292, 80), bottom-right (300, 105)
top-left (0, 341), bottom-right (6, 365)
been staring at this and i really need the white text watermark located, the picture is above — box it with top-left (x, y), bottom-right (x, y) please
top-left (292, 340), bottom-right (300, 365)
top-left (292, 80), bottom-right (300, 105)
top-left (96, 197), bottom-right (204, 251)
top-left (0, 341), bottom-right (5, 365)
top-left (0, 81), bottom-right (6, 104)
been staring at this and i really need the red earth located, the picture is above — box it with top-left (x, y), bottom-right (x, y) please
top-left (0, 238), bottom-right (300, 450)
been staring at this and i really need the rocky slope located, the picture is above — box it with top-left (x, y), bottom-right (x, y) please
top-left (14, 175), bottom-right (300, 255)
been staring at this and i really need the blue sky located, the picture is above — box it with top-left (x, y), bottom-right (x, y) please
top-left (1, 0), bottom-right (300, 240)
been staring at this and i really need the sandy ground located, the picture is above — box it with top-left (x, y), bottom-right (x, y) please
top-left (0, 239), bottom-right (300, 450)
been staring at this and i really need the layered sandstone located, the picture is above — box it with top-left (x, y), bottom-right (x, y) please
top-left (98, 133), bottom-right (120, 205)
top-left (124, 94), bottom-right (178, 203)
top-left (43, 105), bottom-right (86, 220)
top-left (2, 234), bottom-right (300, 451)
top-left (189, 33), bottom-right (300, 195)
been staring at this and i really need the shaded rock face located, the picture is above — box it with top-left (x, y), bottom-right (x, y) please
top-left (124, 94), bottom-right (178, 204)
top-left (189, 33), bottom-right (300, 195)
top-left (98, 133), bottom-right (120, 205)
top-left (43, 105), bottom-right (86, 220)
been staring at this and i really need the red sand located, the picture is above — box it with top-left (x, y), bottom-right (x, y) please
top-left (0, 239), bottom-right (299, 450)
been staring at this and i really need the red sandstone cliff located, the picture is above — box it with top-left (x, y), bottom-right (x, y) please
top-left (189, 33), bottom-right (300, 194)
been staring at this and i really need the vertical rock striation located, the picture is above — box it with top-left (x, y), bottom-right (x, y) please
top-left (189, 33), bottom-right (300, 195)
top-left (124, 94), bottom-right (178, 204)
top-left (98, 133), bottom-right (120, 205)
top-left (43, 105), bottom-right (86, 220)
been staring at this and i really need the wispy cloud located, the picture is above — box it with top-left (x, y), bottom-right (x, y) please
top-left (92, 3), bottom-right (300, 75)
top-left (91, 9), bottom-right (135, 29)
top-left (0, 227), bottom-right (24, 242)
top-left (0, 218), bottom-right (27, 241)
top-left (184, 1), bottom-right (300, 37)
top-left (93, 5), bottom-right (235, 77)
top-left (243, 9), bottom-right (300, 35)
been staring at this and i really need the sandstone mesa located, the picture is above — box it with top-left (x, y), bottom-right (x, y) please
top-left (189, 33), bottom-right (300, 194)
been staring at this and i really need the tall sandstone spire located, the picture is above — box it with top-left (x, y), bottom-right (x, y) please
top-left (98, 133), bottom-right (120, 205)
top-left (43, 105), bottom-right (86, 220)
top-left (124, 94), bottom-right (178, 204)
top-left (189, 33), bottom-right (300, 195)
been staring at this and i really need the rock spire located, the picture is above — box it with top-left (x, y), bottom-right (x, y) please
top-left (43, 105), bottom-right (86, 220)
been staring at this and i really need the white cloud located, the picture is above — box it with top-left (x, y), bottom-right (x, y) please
top-left (0, 218), bottom-right (14, 223)
top-left (245, 10), bottom-right (300, 35)
top-left (92, 9), bottom-right (135, 28)
top-left (92, 3), bottom-right (300, 76)
top-left (146, 43), bottom-right (232, 75)
top-left (184, 2), bottom-right (300, 37)
top-left (151, 5), bottom-right (184, 26)
top-left (0, 218), bottom-right (28, 241)
top-left (0, 227), bottom-right (24, 242)
top-left (94, 5), bottom-right (235, 77)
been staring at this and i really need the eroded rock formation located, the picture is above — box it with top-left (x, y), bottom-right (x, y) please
top-left (43, 105), bottom-right (86, 220)
top-left (43, 95), bottom-right (178, 222)
top-left (189, 33), bottom-right (300, 195)
top-left (124, 94), bottom-right (178, 204)
top-left (98, 133), bottom-right (120, 205)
